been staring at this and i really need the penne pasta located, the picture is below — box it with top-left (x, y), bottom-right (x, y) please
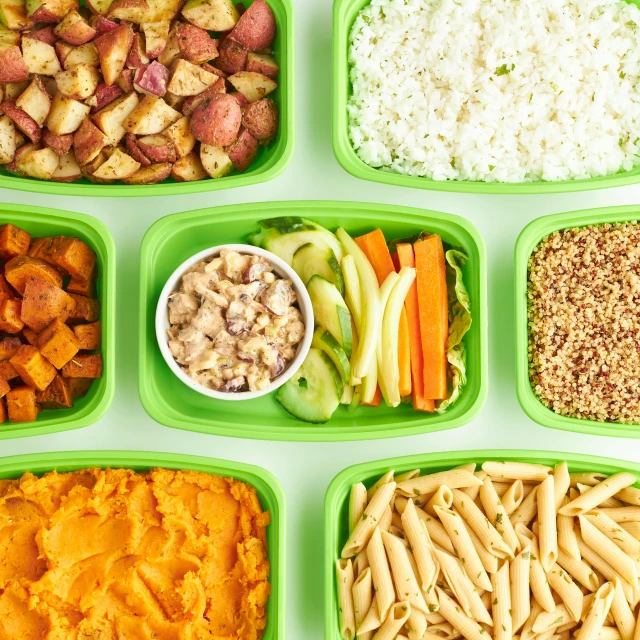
top-left (343, 482), bottom-right (397, 558)
top-left (380, 506), bottom-right (393, 533)
top-left (396, 469), bottom-right (421, 483)
top-left (577, 485), bottom-right (623, 509)
top-left (355, 549), bottom-right (371, 578)
top-left (615, 487), bottom-right (640, 507)
top-left (514, 524), bottom-right (556, 612)
top-left (512, 544), bottom-right (532, 632)
top-left (556, 547), bottom-right (599, 592)
top-left (609, 578), bottom-right (635, 640)
top-left (620, 522), bottom-right (640, 541)
top-left (532, 605), bottom-right (571, 633)
top-left (406, 607), bottom-right (428, 640)
top-left (593, 508), bottom-right (640, 523)
top-left (576, 582), bottom-right (615, 640)
top-left (368, 472), bottom-right (395, 502)
top-left (537, 476), bottom-right (558, 572)
top-left (437, 587), bottom-right (489, 640)
top-left (480, 476), bottom-right (520, 553)
top-left (358, 597), bottom-right (382, 635)
top-left (372, 601), bottom-right (411, 640)
top-left (461, 471), bottom-right (487, 500)
top-left (503, 480), bottom-right (525, 516)
top-left (426, 486), bottom-right (454, 518)
top-left (467, 524), bottom-right (499, 574)
top-left (492, 560), bottom-right (512, 640)
top-left (394, 496), bottom-right (455, 554)
top-left (482, 462), bottom-right (553, 483)
top-left (557, 496), bottom-right (580, 561)
top-left (401, 498), bottom-right (439, 594)
top-left (560, 474), bottom-right (637, 518)
top-left (511, 486), bottom-right (539, 529)
top-left (337, 558), bottom-right (357, 640)
top-left (570, 474), bottom-right (609, 488)
top-left (456, 463), bottom-right (478, 474)
top-left (546, 564), bottom-right (584, 622)
top-left (553, 463), bottom-right (570, 512)
top-left (369, 527), bottom-right (397, 622)
top-left (397, 470), bottom-right (483, 498)
top-left (353, 568), bottom-right (373, 640)
top-left (583, 512), bottom-right (640, 558)
top-left (522, 599), bottom-right (544, 640)
top-left (351, 483), bottom-right (369, 533)
top-left (599, 628), bottom-right (623, 640)
top-left (451, 488), bottom-right (514, 559)
top-left (435, 505), bottom-right (492, 591)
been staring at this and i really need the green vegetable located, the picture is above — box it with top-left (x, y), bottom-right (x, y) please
top-left (495, 63), bottom-right (515, 76)
top-left (311, 326), bottom-right (351, 388)
top-left (292, 242), bottom-right (345, 296)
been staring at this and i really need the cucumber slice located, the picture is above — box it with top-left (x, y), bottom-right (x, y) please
top-left (306, 275), bottom-right (353, 359)
top-left (292, 242), bottom-right (345, 296)
top-left (311, 326), bottom-right (351, 386)
top-left (276, 348), bottom-right (342, 423)
top-left (247, 217), bottom-right (344, 264)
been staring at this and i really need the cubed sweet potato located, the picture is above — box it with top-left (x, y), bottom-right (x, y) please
top-left (52, 237), bottom-right (96, 283)
top-left (21, 327), bottom-right (39, 346)
top-left (67, 273), bottom-right (97, 297)
top-left (0, 337), bottom-right (23, 361)
top-left (0, 275), bottom-right (15, 306)
top-left (0, 299), bottom-right (23, 334)
top-left (27, 235), bottom-right (65, 264)
top-left (21, 277), bottom-right (76, 333)
top-left (67, 293), bottom-right (99, 323)
top-left (0, 376), bottom-right (10, 399)
top-left (0, 362), bottom-right (19, 380)
top-left (36, 374), bottom-right (73, 409)
top-left (5, 255), bottom-right (63, 294)
top-left (10, 344), bottom-right (57, 391)
top-left (66, 376), bottom-right (93, 399)
top-left (62, 353), bottom-right (102, 378)
top-left (6, 386), bottom-right (39, 423)
top-left (38, 318), bottom-right (80, 369)
top-left (73, 321), bottom-right (101, 351)
top-left (0, 224), bottom-right (30, 262)
top-left (0, 398), bottom-right (7, 423)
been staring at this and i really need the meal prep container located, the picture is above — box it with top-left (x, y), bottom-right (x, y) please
top-left (324, 449), bottom-right (640, 640)
top-left (139, 200), bottom-right (487, 441)
top-left (515, 204), bottom-right (640, 438)
top-left (0, 0), bottom-right (294, 198)
top-left (0, 449), bottom-right (285, 640)
top-left (0, 203), bottom-right (115, 440)
top-left (155, 243), bottom-right (314, 401)
top-left (332, 0), bottom-right (640, 193)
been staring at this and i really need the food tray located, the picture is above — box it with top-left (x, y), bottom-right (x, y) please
top-left (332, 0), bottom-right (640, 193)
top-left (0, 203), bottom-right (115, 440)
top-left (0, 0), bottom-right (294, 198)
top-left (138, 200), bottom-right (487, 441)
top-left (0, 449), bottom-right (285, 640)
top-left (324, 449), bottom-right (640, 640)
top-left (515, 205), bottom-right (640, 438)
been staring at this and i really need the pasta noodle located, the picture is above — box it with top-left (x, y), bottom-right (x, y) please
top-left (437, 587), bottom-right (489, 640)
top-left (570, 474), bottom-right (608, 488)
top-left (480, 476), bottom-right (520, 553)
top-left (461, 471), bottom-right (487, 500)
top-left (358, 597), bottom-right (382, 635)
top-left (554, 463), bottom-right (571, 512)
top-left (372, 601), bottom-right (411, 640)
top-left (511, 486), bottom-right (539, 529)
top-left (514, 524), bottom-right (556, 612)
top-left (401, 498), bottom-right (439, 594)
top-left (576, 582), bottom-right (615, 640)
top-left (368, 472), bottom-right (395, 502)
top-left (610, 578), bottom-right (636, 640)
top-left (353, 568), bottom-right (374, 640)
top-left (560, 474), bottom-right (637, 518)
top-left (396, 470), bottom-right (483, 498)
top-left (546, 563), bottom-right (584, 621)
top-left (512, 544), bottom-right (532, 632)
top-left (426, 486), bottom-right (454, 518)
top-left (368, 527), bottom-right (396, 622)
top-left (616, 487), bottom-right (640, 507)
top-left (558, 496), bottom-right (581, 561)
top-left (503, 480), bottom-right (525, 516)
top-left (337, 558), bottom-right (356, 640)
top-left (482, 461), bottom-right (553, 482)
top-left (583, 512), bottom-right (640, 558)
top-left (491, 560), bottom-right (512, 640)
top-left (537, 476), bottom-right (558, 571)
top-left (556, 547), bottom-right (599, 592)
top-left (351, 483), bottom-right (369, 533)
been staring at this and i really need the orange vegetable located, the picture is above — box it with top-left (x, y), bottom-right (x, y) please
top-left (355, 230), bottom-right (412, 404)
top-left (414, 235), bottom-right (448, 400)
top-left (396, 244), bottom-right (434, 412)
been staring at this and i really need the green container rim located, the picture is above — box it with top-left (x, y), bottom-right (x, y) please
top-left (0, 0), bottom-right (294, 198)
top-left (515, 205), bottom-right (640, 438)
top-left (138, 199), bottom-right (488, 441)
top-left (0, 449), bottom-right (286, 639)
top-left (331, 0), bottom-right (640, 194)
top-left (0, 203), bottom-right (116, 439)
top-left (324, 448), bottom-right (640, 640)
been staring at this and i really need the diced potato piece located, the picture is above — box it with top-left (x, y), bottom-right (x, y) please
top-left (181, 0), bottom-right (238, 32)
top-left (51, 150), bottom-right (82, 182)
top-left (54, 63), bottom-right (100, 100)
top-left (61, 352), bottom-right (102, 378)
top-left (171, 151), bottom-right (207, 181)
top-left (73, 321), bottom-right (101, 350)
top-left (16, 146), bottom-right (60, 179)
top-left (166, 58), bottom-right (218, 97)
top-left (0, 45), bottom-right (29, 83)
top-left (10, 344), bottom-right (56, 390)
top-left (15, 76), bottom-right (51, 126)
top-left (36, 373), bottom-right (73, 408)
top-left (91, 91), bottom-right (139, 146)
top-left (93, 23), bottom-right (133, 85)
top-left (37, 317), bottom-right (80, 368)
top-left (5, 255), bottom-right (62, 294)
top-left (91, 147), bottom-right (140, 180)
top-left (22, 327), bottom-right (39, 346)
top-left (6, 385), bottom-right (39, 422)
top-left (123, 94), bottom-right (180, 135)
top-left (0, 0), bottom-right (34, 30)
top-left (0, 115), bottom-right (17, 164)
top-left (54, 8), bottom-right (97, 45)
top-left (62, 42), bottom-right (99, 69)
top-left (21, 277), bottom-right (76, 332)
top-left (0, 299), bottom-right (23, 333)
top-left (67, 293), bottom-right (99, 323)
top-left (52, 236), bottom-right (96, 282)
top-left (0, 223), bottom-right (30, 261)
top-left (228, 71), bottom-right (277, 103)
top-left (162, 114), bottom-right (195, 158)
top-left (22, 36), bottom-right (61, 76)
top-left (67, 275), bottom-right (96, 297)
top-left (121, 161), bottom-right (171, 184)
top-left (200, 143), bottom-right (232, 178)
top-left (45, 92), bottom-right (90, 135)
top-left (141, 18), bottom-right (170, 58)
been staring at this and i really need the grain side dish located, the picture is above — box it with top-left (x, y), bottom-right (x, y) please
top-left (528, 223), bottom-right (640, 423)
top-left (348, 0), bottom-right (640, 183)
top-left (336, 460), bottom-right (640, 640)
top-left (0, 467), bottom-right (271, 639)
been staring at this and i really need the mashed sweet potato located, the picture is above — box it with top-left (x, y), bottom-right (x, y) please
top-left (0, 467), bottom-right (271, 640)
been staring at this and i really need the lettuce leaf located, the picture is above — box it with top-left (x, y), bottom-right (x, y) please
top-left (436, 249), bottom-right (472, 414)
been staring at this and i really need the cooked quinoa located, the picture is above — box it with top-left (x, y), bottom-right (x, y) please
top-left (528, 223), bottom-right (640, 423)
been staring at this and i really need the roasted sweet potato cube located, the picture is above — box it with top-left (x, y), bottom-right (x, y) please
top-left (0, 299), bottom-right (24, 334)
top-left (21, 327), bottom-right (39, 346)
top-left (21, 278), bottom-right (76, 333)
top-left (66, 377), bottom-right (93, 399)
top-left (27, 236), bottom-right (65, 265)
top-left (0, 362), bottom-right (19, 381)
top-left (67, 271), bottom-right (96, 297)
top-left (0, 377), bottom-right (10, 399)
top-left (0, 224), bottom-right (30, 261)
top-left (6, 386), bottom-right (39, 423)
top-left (0, 398), bottom-right (7, 423)
top-left (0, 275), bottom-right (15, 306)
top-left (52, 237), bottom-right (96, 283)
top-left (10, 345), bottom-right (57, 391)
top-left (0, 337), bottom-right (22, 361)
top-left (67, 294), bottom-right (99, 323)
top-left (5, 255), bottom-right (63, 294)
top-left (73, 321), bottom-right (101, 351)
top-left (38, 318), bottom-right (80, 369)
top-left (62, 353), bottom-right (102, 379)
top-left (36, 374), bottom-right (73, 409)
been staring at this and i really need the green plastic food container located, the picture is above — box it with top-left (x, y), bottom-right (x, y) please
top-left (324, 449), bottom-right (640, 640)
top-left (0, 0), bottom-right (293, 198)
top-left (0, 449), bottom-right (285, 639)
top-left (139, 200), bottom-right (487, 441)
top-left (515, 205), bottom-right (640, 438)
top-left (332, 0), bottom-right (640, 193)
top-left (0, 204), bottom-right (115, 440)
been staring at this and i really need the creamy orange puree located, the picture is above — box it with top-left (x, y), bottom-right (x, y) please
top-left (0, 467), bottom-right (271, 640)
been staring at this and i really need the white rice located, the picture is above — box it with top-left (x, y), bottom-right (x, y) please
top-left (348, 0), bottom-right (640, 182)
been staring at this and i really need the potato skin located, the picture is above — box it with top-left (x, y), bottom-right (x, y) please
top-left (228, 0), bottom-right (276, 51)
top-left (241, 97), bottom-right (278, 142)
top-left (190, 93), bottom-right (241, 147)
top-left (214, 38), bottom-right (247, 74)
top-left (226, 128), bottom-right (258, 172)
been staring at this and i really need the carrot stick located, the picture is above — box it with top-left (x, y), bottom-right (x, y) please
top-left (355, 230), bottom-right (412, 405)
top-left (396, 244), bottom-right (434, 412)
top-left (413, 235), bottom-right (448, 400)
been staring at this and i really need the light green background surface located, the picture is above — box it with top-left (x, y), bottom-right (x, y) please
top-left (2, 3), bottom-right (640, 636)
